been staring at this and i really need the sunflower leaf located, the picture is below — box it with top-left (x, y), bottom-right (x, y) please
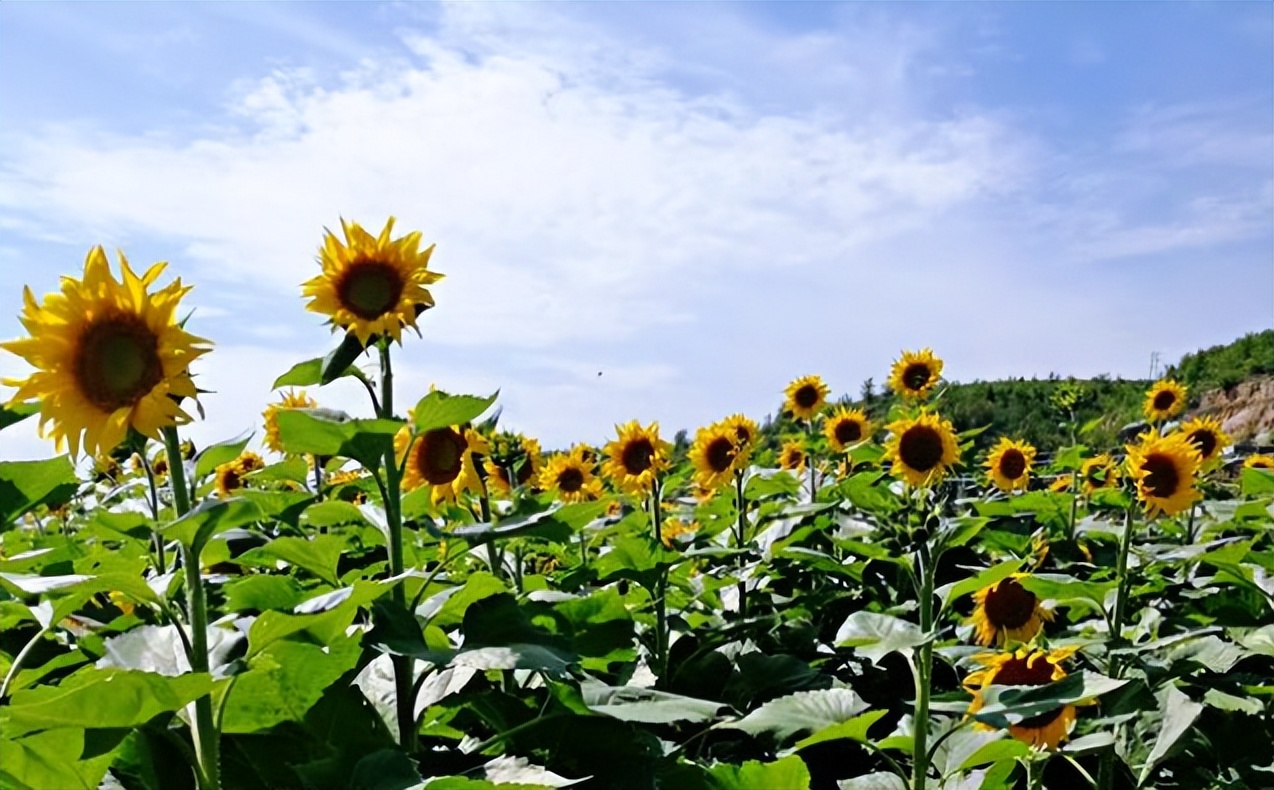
top-left (0, 456), bottom-right (79, 525)
top-left (973, 671), bottom-right (1126, 729)
top-left (937, 559), bottom-right (1025, 609)
top-left (193, 434), bottom-right (252, 481)
top-left (0, 400), bottom-right (40, 432)
top-left (412, 390), bottom-right (500, 434)
top-left (321, 333), bottom-right (369, 385)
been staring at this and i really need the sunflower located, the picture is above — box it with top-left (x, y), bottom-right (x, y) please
top-left (603, 421), bottom-right (669, 495)
top-left (1048, 475), bottom-right (1072, 493)
top-left (1176, 416), bottom-right (1230, 470)
top-left (92, 455), bottom-right (122, 483)
top-left (396, 425), bottom-right (485, 505)
top-left (1142, 379), bottom-right (1187, 423)
top-left (301, 217), bottom-right (443, 346)
top-left (778, 439), bottom-right (807, 473)
top-left (883, 411), bottom-right (961, 487)
top-left (964, 647), bottom-right (1080, 750)
top-left (985, 437), bottom-right (1036, 492)
top-left (660, 517), bottom-right (699, 549)
top-left (539, 447), bottom-right (601, 503)
top-left (824, 406), bottom-right (873, 453)
top-left (263, 390), bottom-right (319, 454)
top-left (327, 468), bottom-right (364, 487)
top-left (1245, 454), bottom-right (1274, 471)
top-left (689, 421), bottom-right (745, 491)
top-left (1079, 453), bottom-right (1119, 494)
top-left (1, 246), bottom-right (211, 457)
top-left (215, 462), bottom-right (246, 499)
top-left (888, 348), bottom-right (943, 400)
top-left (783, 375), bottom-right (830, 421)
top-left (1125, 431), bottom-right (1202, 517)
top-left (969, 575), bottom-right (1053, 646)
top-left (485, 435), bottom-right (543, 495)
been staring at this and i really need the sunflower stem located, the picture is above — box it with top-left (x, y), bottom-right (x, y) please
top-left (163, 426), bottom-right (220, 790)
top-left (141, 452), bottom-right (166, 573)
top-left (376, 342), bottom-right (417, 753)
top-left (1098, 503), bottom-right (1137, 790)
top-left (911, 533), bottom-right (937, 790)
top-left (650, 476), bottom-right (669, 685)
top-left (734, 470), bottom-right (748, 619)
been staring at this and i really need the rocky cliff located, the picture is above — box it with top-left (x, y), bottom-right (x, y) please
top-left (1195, 375), bottom-right (1274, 445)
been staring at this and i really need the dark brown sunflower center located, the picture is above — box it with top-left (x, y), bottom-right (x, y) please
top-left (1141, 453), bottom-right (1180, 498)
top-left (834, 419), bottom-right (863, 445)
top-left (1085, 464), bottom-right (1110, 487)
top-left (75, 314), bottom-right (164, 412)
top-left (1253, 458), bottom-right (1274, 470)
top-left (416, 428), bottom-right (466, 485)
top-left (1152, 390), bottom-right (1177, 412)
top-left (337, 260), bottom-right (404, 320)
top-left (992, 655), bottom-right (1057, 686)
top-left (784, 449), bottom-right (804, 467)
top-left (621, 438), bottom-right (655, 475)
top-left (903, 363), bottom-right (933, 392)
top-left (984, 578), bottom-right (1037, 629)
top-left (556, 466), bottom-right (584, 493)
top-left (219, 468), bottom-right (242, 492)
top-left (706, 436), bottom-right (735, 473)
top-left (998, 449), bottom-right (1027, 480)
top-left (1187, 429), bottom-right (1217, 459)
top-left (899, 425), bottom-right (944, 472)
top-left (734, 426), bottom-right (753, 445)
top-left (794, 384), bottom-right (820, 409)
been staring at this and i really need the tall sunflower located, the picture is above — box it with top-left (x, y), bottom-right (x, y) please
top-left (301, 217), bottom-right (443, 346)
top-left (783, 375), bottom-right (830, 421)
top-left (1176, 416), bottom-right (1230, 470)
top-left (824, 406), bottom-right (873, 453)
top-left (969, 575), bottom-right (1053, 646)
top-left (1142, 379), bottom-right (1187, 423)
top-left (263, 390), bottom-right (319, 454)
top-left (1080, 453), bottom-right (1119, 494)
top-left (985, 437), bottom-right (1036, 492)
top-left (603, 421), bottom-right (669, 495)
top-left (883, 411), bottom-right (961, 487)
top-left (722, 413), bottom-right (760, 459)
top-left (964, 647), bottom-right (1080, 750)
top-left (539, 447), bottom-right (601, 503)
top-left (1245, 454), bottom-right (1274, 471)
top-left (689, 421), bottom-right (744, 491)
top-left (395, 425), bottom-right (486, 505)
top-left (2, 246), bottom-right (211, 457)
top-left (779, 439), bottom-right (807, 473)
top-left (485, 435), bottom-right (543, 495)
top-left (888, 348), bottom-right (943, 400)
top-left (1125, 431), bottom-right (1202, 517)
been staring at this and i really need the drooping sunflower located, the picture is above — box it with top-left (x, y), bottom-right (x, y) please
top-left (485, 435), bottom-right (543, 495)
top-left (539, 447), bottom-right (601, 503)
top-left (888, 348), bottom-right (944, 400)
top-left (722, 414), bottom-right (760, 460)
top-left (236, 451), bottom-right (264, 474)
top-left (603, 421), bottom-right (669, 495)
top-left (824, 406), bottom-right (873, 453)
top-left (1245, 454), bottom-right (1274, 471)
top-left (778, 439), bottom-right (807, 473)
top-left (1176, 416), bottom-right (1230, 470)
top-left (689, 421), bottom-right (745, 491)
top-left (395, 425), bottom-right (486, 505)
top-left (1048, 475), bottom-right (1072, 493)
top-left (263, 390), bottom-right (319, 454)
top-left (1, 246), bottom-right (211, 457)
top-left (883, 411), bottom-right (961, 487)
top-left (783, 375), bottom-right (830, 421)
top-left (969, 575), bottom-right (1053, 646)
top-left (964, 647), bottom-right (1080, 750)
top-left (1142, 379), bottom-right (1188, 423)
top-left (1125, 431), bottom-right (1202, 517)
top-left (301, 217), bottom-right (443, 346)
top-left (1079, 453), bottom-right (1119, 494)
top-left (985, 437), bottom-right (1036, 492)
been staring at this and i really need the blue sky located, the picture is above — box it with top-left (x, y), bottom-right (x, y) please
top-left (1, 2), bottom-right (1271, 460)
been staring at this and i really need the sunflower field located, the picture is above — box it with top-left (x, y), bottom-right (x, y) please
top-left (1, 221), bottom-right (1272, 790)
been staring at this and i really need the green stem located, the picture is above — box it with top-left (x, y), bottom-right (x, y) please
top-left (376, 342), bottom-right (416, 753)
top-left (650, 477), bottom-right (669, 684)
top-left (474, 461), bottom-right (502, 580)
top-left (0, 623), bottom-right (51, 700)
top-left (163, 427), bottom-right (219, 790)
top-left (734, 470), bottom-right (748, 618)
top-left (1185, 504), bottom-right (1196, 546)
top-left (806, 420), bottom-right (818, 500)
top-left (1098, 503), bottom-right (1137, 790)
top-left (141, 452), bottom-right (166, 572)
top-left (911, 535), bottom-right (936, 790)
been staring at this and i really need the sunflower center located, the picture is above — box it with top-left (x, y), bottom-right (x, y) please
top-left (899, 425), bottom-right (944, 472)
top-left (337, 260), bottom-right (404, 320)
top-left (74, 314), bottom-right (164, 412)
top-left (621, 438), bottom-right (655, 475)
top-left (984, 578), bottom-right (1037, 629)
top-left (1152, 390), bottom-right (1177, 412)
top-left (416, 428), bottom-right (466, 485)
top-left (557, 466), bottom-right (584, 493)
top-left (1187, 429), bottom-right (1217, 459)
top-left (834, 419), bottom-right (863, 445)
top-left (794, 384), bottom-right (820, 409)
top-left (220, 468), bottom-right (242, 492)
top-left (734, 426), bottom-right (752, 445)
top-left (1253, 458), bottom-right (1274, 470)
top-left (998, 449), bottom-right (1027, 480)
top-left (1085, 465), bottom-right (1109, 487)
top-left (992, 654), bottom-right (1057, 686)
top-left (903, 364), bottom-right (932, 392)
top-left (1141, 453), bottom-right (1180, 498)
top-left (706, 436), bottom-right (736, 473)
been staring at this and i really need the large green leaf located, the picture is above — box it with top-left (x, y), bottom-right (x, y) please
top-left (193, 435), bottom-right (252, 481)
top-left (0, 728), bottom-right (117, 790)
top-left (2, 669), bottom-right (213, 736)
top-left (160, 497), bottom-right (264, 553)
top-left (937, 559), bottom-right (1025, 609)
top-left (0, 401), bottom-right (40, 432)
top-left (0, 456), bottom-right (78, 525)
top-left (720, 688), bottom-right (869, 743)
top-left (237, 533), bottom-right (348, 585)
top-left (834, 612), bottom-right (929, 665)
top-left (412, 390), bottom-right (499, 433)
top-left (790, 710), bottom-right (887, 751)
top-left (220, 634), bottom-right (361, 734)
top-left (274, 410), bottom-right (402, 470)
top-left (1138, 684), bottom-right (1203, 786)
top-left (973, 671), bottom-right (1127, 729)
top-left (583, 683), bottom-right (729, 724)
top-left (708, 756), bottom-right (811, 790)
